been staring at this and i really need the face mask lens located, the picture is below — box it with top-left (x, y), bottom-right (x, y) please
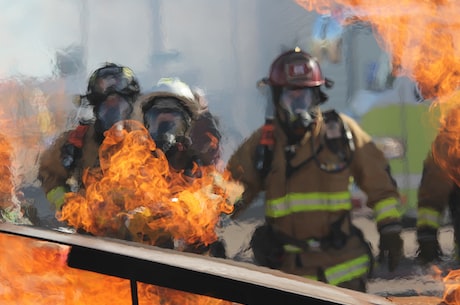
top-left (96, 94), bottom-right (132, 131)
top-left (87, 92), bottom-right (107, 104)
top-left (280, 88), bottom-right (315, 121)
top-left (144, 108), bottom-right (187, 142)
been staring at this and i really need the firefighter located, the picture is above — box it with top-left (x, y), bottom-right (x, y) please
top-left (38, 63), bottom-right (141, 210)
top-left (137, 77), bottom-right (221, 172)
top-left (226, 48), bottom-right (404, 292)
top-left (133, 77), bottom-right (225, 257)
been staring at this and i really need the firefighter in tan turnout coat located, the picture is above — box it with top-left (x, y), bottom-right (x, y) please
top-left (38, 63), bottom-right (141, 210)
top-left (227, 48), bottom-right (404, 292)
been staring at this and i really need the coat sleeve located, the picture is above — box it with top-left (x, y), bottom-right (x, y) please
top-left (342, 114), bottom-right (402, 227)
top-left (38, 131), bottom-right (72, 194)
top-left (417, 150), bottom-right (454, 229)
top-left (226, 129), bottom-right (264, 218)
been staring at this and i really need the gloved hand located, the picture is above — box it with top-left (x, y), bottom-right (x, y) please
top-left (46, 186), bottom-right (67, 210)
top-left (250, 224), bottom-right (285, 269)
top-left (181, 239), bottom-right (227, 258)
top-left (416, 227), bottom-right (442, 264)
top-left (21, 201), bottom-right (40, 226)
top-left (209, 239), bottom-right (227, 258)
top-left (378, 223), bottom-right (403, 272)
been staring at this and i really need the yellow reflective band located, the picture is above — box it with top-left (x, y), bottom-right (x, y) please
top-left (324, 254), bottom-right (370, 286)
top-left (46, 186), bottom-right (67, 210)
top-left (416, 207), bottom-right (441, 229)
top-left (266, 192), bottom-right (352, 218)
top-left (373, 197), bottom-right (401, 223)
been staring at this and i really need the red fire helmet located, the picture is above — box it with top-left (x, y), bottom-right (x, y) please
top-left (268, 47), bottom-right (325, 88)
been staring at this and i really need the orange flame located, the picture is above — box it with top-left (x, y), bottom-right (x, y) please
top-left (0, 233), bottom-right (232, 305)
top-left (430, 95), bottom-right (460, 187)
top-left (0, 78), bottom-right (70, 224)
top-left (58, 120), bottom-right (242, 247)
top-left (442, 269), bottom-right (460, 305)
top-left (0, 133), bottom-right (14, 209)
top-left (296, 0), bottom-right (338, 15)
top-left (0, 78), bottom-right (69, 188)
top-left (0, 131), bottom-right (32, 224)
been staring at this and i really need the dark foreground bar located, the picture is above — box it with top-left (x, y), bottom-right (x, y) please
top-left (0, 223), bottom-right (394, 305)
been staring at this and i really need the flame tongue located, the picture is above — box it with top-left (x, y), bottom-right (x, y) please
top-left (430, 99), bottom-right (460, 187)
top-left (0, 133), bottom-right (32, 225)
top-left (0, 134), bottom-right (14, 210)
top-left (59, 120), bottom-right (239, 247)
top-left (443, 269), bottom-right (460, 305)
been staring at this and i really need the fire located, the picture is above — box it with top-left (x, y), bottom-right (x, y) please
top-left (0, 131), bottom-right (32, 224)
top-left (442, 269), bottom-right (460, 305)
top-left (58, 120), bottom-right (242, 248)
top-left (0, 133), bottom-right (14, 210)
top-left (0, 108), bottom-right (240, 303)
top-left (0, 79), bottom-right (66, 185)
top-left (431, 97), bottom-right (460, 187)
top-left (0, 79), bottom-right (68, 224)
top-left (0, 233), bottom-right (232, 305)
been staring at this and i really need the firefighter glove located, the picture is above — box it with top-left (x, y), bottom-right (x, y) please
top-left (416, 227), bottom-right (442, 264)
top-left (46, 186), bottom-right (67, 210)
top-left (250, 224), bottom-right (285, 269)
top-left (378, 223), bottom-right (403, 272)
top-left (209, 239), bottom-right (227, 258)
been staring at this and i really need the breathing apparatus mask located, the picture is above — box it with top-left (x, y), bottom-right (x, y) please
top-left (93, 94), bottom-right (134, 143)
top-left (143, 97), bottom-right (192, 156)
top-left (85, 64), bottom-right (140, 142)
top-left (276, 86), bottom-right (321, 142)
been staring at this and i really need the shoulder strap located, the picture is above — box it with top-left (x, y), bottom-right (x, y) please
top-left (67, 124), bottom-right (90, 148)
top-left (255, 120), bottom-right (275, 178)
top-left (314, 110), bottom-right (355, 172)
top-left (322, 110), bottom-right (354, 149)
top-left (61, 124), bottom-right (89, 170)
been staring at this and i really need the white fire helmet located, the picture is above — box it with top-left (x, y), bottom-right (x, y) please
top-left (141, 77), bottom-right (201, 119)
